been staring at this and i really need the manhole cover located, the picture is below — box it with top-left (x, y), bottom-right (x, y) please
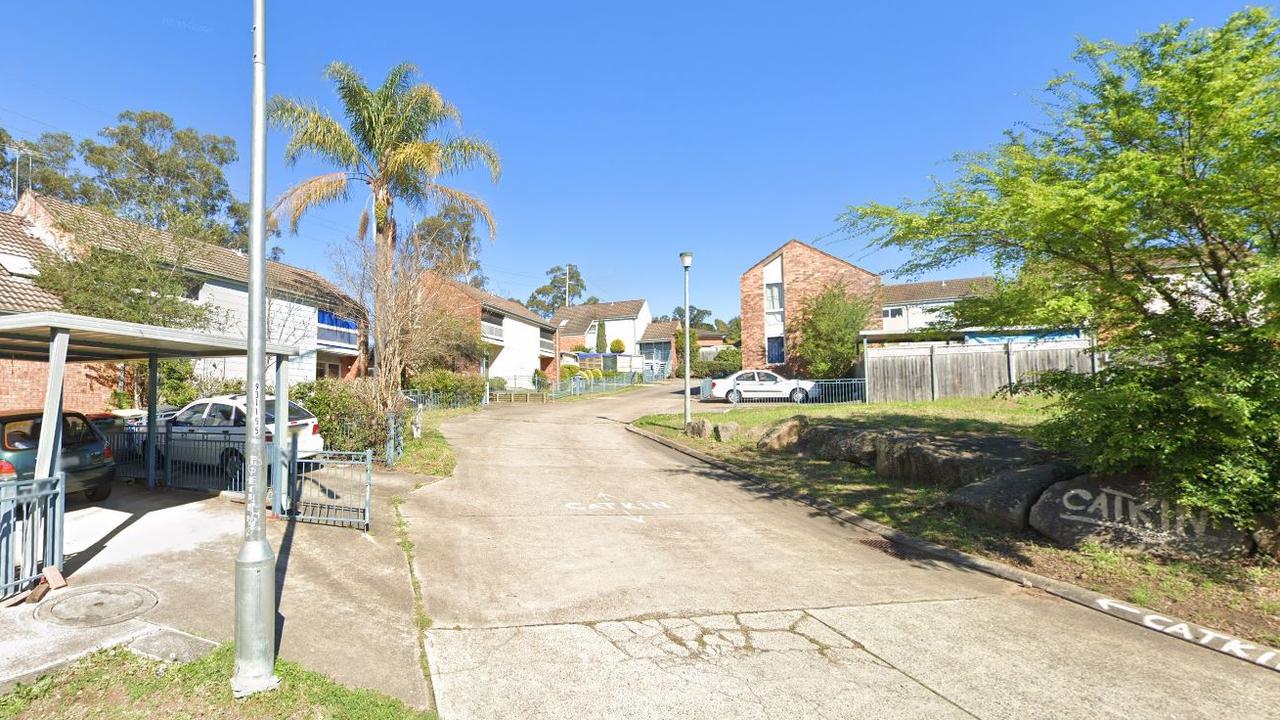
top-left (35, 584), bottom-right (158, 628)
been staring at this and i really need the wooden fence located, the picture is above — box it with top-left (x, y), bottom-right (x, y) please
top-left (864, 339), bottom-right (1098, 403)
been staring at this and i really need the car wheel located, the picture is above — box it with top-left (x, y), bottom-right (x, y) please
top-left (790, 388), bottom-right (808, 404)
top-left (726, 389), bottom-right (743, 404)
top-left (84, 483), bottom-right (112, 502)
top-left (220, 448), bottom-right (245, 489)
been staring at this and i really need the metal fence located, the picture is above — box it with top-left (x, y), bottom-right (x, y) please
top-left (700, 376), bottom-right (867, 405)
top-left (102, 426), bottom-right (249, 493)
top-left (288, 451), bottom-right (372, 530)
top-left (1, 474), bottom-right (64, 600)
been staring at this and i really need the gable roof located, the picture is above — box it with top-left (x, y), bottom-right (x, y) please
top-left (0, 214), bottom-right (61, 313)
top-left (552, 299), bottom-right (647, 335)
top-left (640, 319), bottom-right (680, 343)
top-left (882, 276), bottom-right (995, 304)
top-left (445, 278), bottom-right (551, 328)
top-left (741, 238), bottom-right (876, 277)
top-left (18, 192), bottom-right (361, 318)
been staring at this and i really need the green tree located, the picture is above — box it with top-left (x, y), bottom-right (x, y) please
top-left (269, 62), bottom-right (500, 407)
top-left (842, 9), bottom-right (1280, 524)
top-left (409, 202), bottom-right (487, 289)
top-left (671, 305), bottom-right (713, 330)
top-left (787, 282), bottom-right (871, 378)
top-left (713, 316), bottom-right (742, 344)
top-left (527, 264), bottom-right (586, 318)
top-left (595, 321), bottom-right (607, 353)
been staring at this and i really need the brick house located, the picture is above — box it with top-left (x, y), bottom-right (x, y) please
top-left (429, 276), bottom-right (556, 385)
top-left (739, 239), bottom-right (882, 371)
top-left (551, 300), bottom-right (652, 356)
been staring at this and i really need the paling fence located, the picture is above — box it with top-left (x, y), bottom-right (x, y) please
top-left (0, 474), bottom-right (63, 601)
top-left (863, 339), bottom-right (1098, 403)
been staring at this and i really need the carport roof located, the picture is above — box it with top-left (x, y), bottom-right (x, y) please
top-left (0, 311), bottom-right (299, 362)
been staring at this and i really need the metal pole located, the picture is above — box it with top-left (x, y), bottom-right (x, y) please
top-left (232, 0), bottom-right (279, 697)
top-left (146, 354), bottom-right (158, 489)
top-left (683, 263), bottom-right (691, 426)
top-left (273, 355), bottom-right (288, 516)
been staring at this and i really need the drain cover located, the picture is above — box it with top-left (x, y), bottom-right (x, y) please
top-left (35, 584), bottom-right (158, 628)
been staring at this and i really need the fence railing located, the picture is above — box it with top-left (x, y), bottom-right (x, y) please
top-left (103, 426), bottom-right (250, 493)
top-left (1, 474), bottom-right (64, 601)
top-left (547, 371), bottom-right (643, 399)
top-left (480, 320), bottom-right (504, 342)
top-left (289, 450), bottom-right (372, 530)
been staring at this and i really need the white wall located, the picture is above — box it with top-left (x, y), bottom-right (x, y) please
top-left (883, 300), bottom-right (955, 332)
top-left (489, 314), bottom-right (544, 383)
top-left (194, 278), bottom-right (318, 387)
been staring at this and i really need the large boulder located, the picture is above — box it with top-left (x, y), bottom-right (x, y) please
top-left (947, 462), bottom-right (1082, 530)
top-left (713, 422), bottom-right (739, 443)
top-left (756, 416), bottom-right (809, 452)
top-left (1250, 514), bottom-right (1280, 562)
top-left (685, 418), bottom-right (711, 439)
top-left (1028, 474), bottom-right (1255, 559)
top-left (874, 432), bottom-right (1049, 488)
top-left (813, 429), bottom-right (882, 466)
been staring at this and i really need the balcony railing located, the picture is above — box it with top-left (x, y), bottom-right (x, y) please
top-left (481, 320), bottom-right (504, 342)
top-left (318, 324), bottom-right (359, 348)
top-left (539, 337), bottom-right (554, 355)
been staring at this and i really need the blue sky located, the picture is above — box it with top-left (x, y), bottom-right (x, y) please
top-left (0, 1), bottom-right (1249, 320)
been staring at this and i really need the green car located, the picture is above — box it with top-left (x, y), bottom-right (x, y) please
top-left (0, 410), bottom-right (115, 501)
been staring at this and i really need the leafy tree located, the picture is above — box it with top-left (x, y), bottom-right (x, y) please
top-left (609, 338), bottom-right (625, 353)
top-left (787, 282), bottom-right (871, 378)
top-left (671, 305), bottom-right (713, 330)
top-left (527, 264), bottom-right (586, 318)
top-left (713, 316), bottom-right (742, 344)
top-left (0, 129), bottom-right (94, 209)
top-left (409, 202), bottom-right (487, 289)
top-left (269, 62), bottom-right (500, 407)
top-left (595, 321), bottom-right (607, 352)
top-left (842, 9), bottom-right (1280, 524)
top-left (939, 262), bottom-right (1091, 331)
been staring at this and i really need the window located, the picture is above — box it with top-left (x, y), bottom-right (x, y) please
top-left (766, 336), bottom-right (785, 364)
top-left (736, 372), bottom-right (757, 382)
top-left (316, 362), bottom-right (342, 380)
top-left (882, 307), bottom-right (904, 319)
top-left (757, 372), bottom-right (779, 383)
top-left (172, 404), bottom-right (207, 427)
top-left (2, 415), bottom-right (99, 451)
top-left (206, 404), bottom-right (236, 428)
top-left (764, 282), bottom-right (784, 312)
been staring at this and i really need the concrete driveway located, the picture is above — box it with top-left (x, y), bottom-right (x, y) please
top-left (406, 383), bottom-right (1280, 719)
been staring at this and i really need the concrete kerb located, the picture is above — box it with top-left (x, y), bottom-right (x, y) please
top-left (624, 423), bottom-right (1280, 675)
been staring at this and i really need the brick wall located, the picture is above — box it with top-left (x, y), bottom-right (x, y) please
top-left (739, 240), bottom-right (882, 373)
top-left (0, 359), bottom-right (115, 412)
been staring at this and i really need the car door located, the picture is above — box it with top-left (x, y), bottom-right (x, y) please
top-left (201, 402), bottom-right (238, 467)
top-left (733, 372), bottom-right (758, 398)
top-left (754, 371), bottom-right (785, 399)
top-left (167, 403), bottom-right (207, 463)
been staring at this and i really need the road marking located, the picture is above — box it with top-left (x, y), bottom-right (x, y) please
top-left (564, 492), bottom-right (671, 523)
top-left (1093, 596), bottom-right (1280, 670)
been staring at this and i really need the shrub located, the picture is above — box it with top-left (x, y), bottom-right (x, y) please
top-left (595, 323), bottom-right (607, 353)
top-left (533, 369), bottom-right (547, 388)
top-left (560, 364), bottom-right (581, 381)
top-left (713, 346), bottom-right (742, 369)
top-left (291, 378), bottom-right (385, 453)
top-left (405, 369), bottom-right (486, 405)
top-left (788, 282), bottom-right (870, 378)
top-left (571, 343), bottom-right (590, 352)
top-left (489, 377), bottom-right (508, 391)
top-left (609, 339), bottom-right (625, 353)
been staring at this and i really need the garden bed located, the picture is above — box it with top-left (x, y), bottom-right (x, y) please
top-left (634, 397), bottom-right (1280, 648)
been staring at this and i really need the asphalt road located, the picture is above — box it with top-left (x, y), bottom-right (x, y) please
top-left (403, 383), bottom-right (1280, 719)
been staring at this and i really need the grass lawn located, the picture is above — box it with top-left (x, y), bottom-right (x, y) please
top-left (397, 408), bottom-right (474, 478)
top-left (0, 645), bottom-right (433, 720)
top-left (635, 397), bottom-right (1280, 648)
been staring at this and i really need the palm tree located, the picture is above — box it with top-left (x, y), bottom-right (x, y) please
top-left (268, 61), bottom-right (500, 404)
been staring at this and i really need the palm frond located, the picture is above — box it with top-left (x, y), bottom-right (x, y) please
top-left (439, 137), bottom-right (502, 182)
top-left (421, 183), bottom-right (496, 240)
top-left (357, 207), bottom-right (369, 243)
top-left (383, 141), bottom-right (443, 183)
top-left (324, 61), bottom-right (378, 153)
top-left (267, 97), bottom-right (367, 173)
top-left (270, 172), bottom-right (351, 233)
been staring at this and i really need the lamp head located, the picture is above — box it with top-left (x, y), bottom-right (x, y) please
top-left (679, 251), bottom-right (693, 268)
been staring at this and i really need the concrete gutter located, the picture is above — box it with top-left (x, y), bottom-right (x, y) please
top-left (625, 423), bottom-right (1280, 674)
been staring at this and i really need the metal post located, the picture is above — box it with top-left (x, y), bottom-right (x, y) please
top-left (862, 336), bottom-right (871, 403)
top-left (681, 252), bottom-right (692, 427)
top-left (273, 356), bottom-right (288, 516)
top-left (928, 344), bottom-right (937, 402)
top-left (146, 353), bottom-right (158, 490)
top-left (35, 329), bottom-right (68, 481)
top-left (232, 0), bottom-right (279, 697)
top-left (1005, 341), bottom-right (1016, 388)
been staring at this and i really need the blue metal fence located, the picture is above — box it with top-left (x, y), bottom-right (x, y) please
top-left (1, 474), bottom-right (64, 601)
top-left (548, 372), bottom-right (644, 399)
top-left (289, 450), bottom-right (372, 530)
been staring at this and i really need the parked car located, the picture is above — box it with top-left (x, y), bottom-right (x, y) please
top-left (151, 395), bottom-right (324, 483)
top-left (706, 370), bottom-right (817, 404)
top-left (0, 410), bottom-right (115, 500)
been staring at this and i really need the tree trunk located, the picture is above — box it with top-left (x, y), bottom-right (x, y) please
top-left (371, 194), bottom-right (401, 411)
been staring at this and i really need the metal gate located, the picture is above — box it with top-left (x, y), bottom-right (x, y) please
top-left (285, 451), bottom-right (372, 530)
top-left (1, 474), bottom-right (64, 601)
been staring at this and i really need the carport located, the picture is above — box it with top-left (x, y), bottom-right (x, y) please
top-left (0, 311), bottom-right (298, 601)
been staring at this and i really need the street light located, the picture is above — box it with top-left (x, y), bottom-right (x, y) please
top-left (680, 251), bottom-right (693, 427)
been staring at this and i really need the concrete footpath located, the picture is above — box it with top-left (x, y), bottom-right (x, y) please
top-left (405, 383), bottom-right (1280, 720)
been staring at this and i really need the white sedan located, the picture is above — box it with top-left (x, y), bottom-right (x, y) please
top-left (706, 370), bottom-right (817, 404)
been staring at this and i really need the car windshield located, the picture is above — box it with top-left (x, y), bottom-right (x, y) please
top-left (2, 415), bottom-right (99, 451)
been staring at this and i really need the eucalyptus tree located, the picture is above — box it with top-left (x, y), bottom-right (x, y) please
top-left (268, 62), bottom-right (500, 404)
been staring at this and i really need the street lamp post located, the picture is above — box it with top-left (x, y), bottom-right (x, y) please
top-left (231, 0), bottom-right (279, 698)
top-left (680, 251), bottom-right (693, 427)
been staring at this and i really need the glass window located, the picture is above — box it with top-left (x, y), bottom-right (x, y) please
top-left (265, 401), bottom-right (316, 424)
top-left (206, 404), bottom-right (236, 427)
top-left (764, 283), bottom-right (784, 311)
top-left (172, 404), bottom-right (207, 427)
top-left (882, 307), bottom-right (904, 319)
top-left (62, 415), bottom-right (97, 446)
top-left (757, 372), bottom-right (779, 383)
top-left (3, 415), bottom-right (100, 450)
top-left (736, 372), bottom-right (756, 382)
top-left (766, 336), bottom-right (785, 364)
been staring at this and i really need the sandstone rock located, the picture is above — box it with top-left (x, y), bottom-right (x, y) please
top-left (713, 422), bottom-right (739, 442)
top-left (740, 424), bottom-right (769, 442)
top-left (1251, 514), bottom-right (1280, 561)
top-left (685, 418), bottom-right (711, 439)
top-left (813, 429), bottom-right (881, 466)
top-left (1028, 474), bottom-right (1255, 559)
top-left (756, 415), bottom-right (809, 452)
top-left (875, 432), bottom-right (1049, 488)
top-left (947, 461), bottom-right (1082, 530)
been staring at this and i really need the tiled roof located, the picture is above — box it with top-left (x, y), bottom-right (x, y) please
top-left (0, 214), bottom-right (62, 313)
top-left (552, 299), bottom-right (647, 335)
top-left (640, 319), bottom-right (680, 343)
top-left (26, 193), bottom-right (361, 318)
top-left (882, 276), bottom-right (994, 304)
top-left (447, 278), bottom-right (550, 328)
